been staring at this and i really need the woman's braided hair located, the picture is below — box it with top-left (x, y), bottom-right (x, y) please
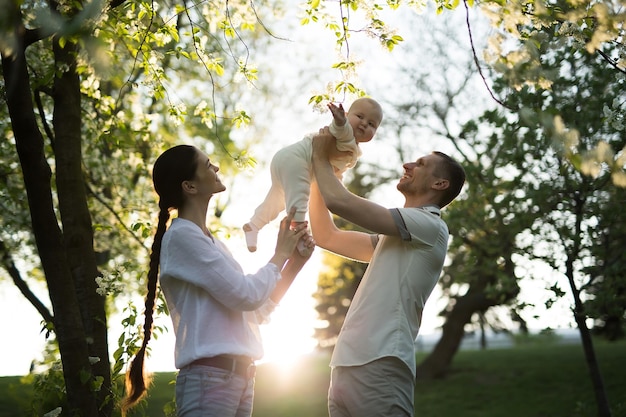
top-left (121, 145), bottom-right (198, 414)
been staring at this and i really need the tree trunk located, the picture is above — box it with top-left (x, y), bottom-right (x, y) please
top-left (566, 260), bottom-right (612, 417)
top-left (416, 291), bottom-right (492, 379)
top-left (565, 197), bottom-right (612, 417)
top-left (479, 312), bottom-right (487, 350)
top-left (575, 312), bottom-right (612, 417)
top-left (52, 35), bottom-right (113, 417)
top-left (2, 7), bottom-right (100, 416)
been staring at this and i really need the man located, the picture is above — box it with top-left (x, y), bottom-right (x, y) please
top-left (309, 127), bottom-right (466, 417)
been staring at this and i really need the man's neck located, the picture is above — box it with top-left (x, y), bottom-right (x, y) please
top-left (404, 195), bottom-right (439, 209)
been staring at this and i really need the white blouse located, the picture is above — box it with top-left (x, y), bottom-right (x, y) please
top-left (159, 218), bottom-right (280, 369)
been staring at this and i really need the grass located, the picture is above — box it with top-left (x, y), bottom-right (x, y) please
top-left (1, 338), bottom-right (625, 417)
top-left (414, 341), bottom-right (626, 417)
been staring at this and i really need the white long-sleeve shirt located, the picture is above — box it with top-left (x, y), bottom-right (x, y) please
top-left (159, 218), bottom-right (280, 369)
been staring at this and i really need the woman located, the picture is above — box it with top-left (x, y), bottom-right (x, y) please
top-left (122, 145), bottom-right (315, 416)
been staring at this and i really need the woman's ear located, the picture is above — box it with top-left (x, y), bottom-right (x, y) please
top-left (181, 180), bottom-right (197, 195)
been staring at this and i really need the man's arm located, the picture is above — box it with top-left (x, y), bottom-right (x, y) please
top-left (309, 180), bottom-right (375, 262)
top-left (311, 127), bottom-right (400, 239)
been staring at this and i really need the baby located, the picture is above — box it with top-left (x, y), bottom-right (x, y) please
top-left (244, 97), bottom-right (383, 253)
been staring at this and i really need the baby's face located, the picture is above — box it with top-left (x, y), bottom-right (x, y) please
top-left (347, 100), bottom-right (383, 143)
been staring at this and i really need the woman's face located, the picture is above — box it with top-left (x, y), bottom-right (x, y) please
top-left (191, 150), bottom-right (226, 197)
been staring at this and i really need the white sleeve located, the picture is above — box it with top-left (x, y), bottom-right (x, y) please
top-left (161, 224), bottom-right (281, 311)
top-left (329, 119), bottom-right (356, 148)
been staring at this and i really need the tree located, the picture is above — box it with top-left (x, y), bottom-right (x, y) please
top-left (3, 2), bottom-right (110, 415)
top-left (444, 30), bottom-right (624, 415)
top-left (514, 42), bottom-right (625, 417)
top-left (1, 0), bottom-right (283, 415)
top-left (478, 0), bottom-right (626, 182)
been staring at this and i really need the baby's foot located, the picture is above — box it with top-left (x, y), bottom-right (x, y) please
top-left (243, 223), bottom-right (259, 252)
top-left (296, 239), bottom-right (308, 256)
top-left (290, 220), bottom-right (309, 256)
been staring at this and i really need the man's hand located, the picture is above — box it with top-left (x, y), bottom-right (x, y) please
top-left (313, 126), bottom-right (352, 162)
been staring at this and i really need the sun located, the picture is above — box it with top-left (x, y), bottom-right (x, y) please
top-left (259, 310), bottom-right (318, 372)
top-left (228, 228), bottom-right (322, 372)
top-left (258, 264), bottom-right (320, 373)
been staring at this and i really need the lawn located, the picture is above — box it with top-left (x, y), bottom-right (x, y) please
top-left (1, 338), bottom-right (624, 417)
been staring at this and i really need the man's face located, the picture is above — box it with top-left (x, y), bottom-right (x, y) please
top-left (397, 154), bottom-right (439, 194)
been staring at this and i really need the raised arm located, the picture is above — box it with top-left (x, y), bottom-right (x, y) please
top-left (270, 231), bottom-right (315, 303)
top-left (311, 127), bottom-right (400, 238)
top-left (309, 180), bottom-right (374, 262)
top-left (328, 102), bottom-right (347, 127)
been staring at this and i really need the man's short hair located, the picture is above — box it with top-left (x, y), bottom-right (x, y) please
top-left (433, 151), bottom-right (465, 208)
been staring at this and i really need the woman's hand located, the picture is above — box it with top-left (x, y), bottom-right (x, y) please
top-left (270, 218), bottom-right (316, 303)
top-left (274, 208), bottom-right (308, 260)
top-left (294, 231), bottom-right (316, 259)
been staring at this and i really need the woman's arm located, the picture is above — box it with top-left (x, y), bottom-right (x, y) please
top-left (270, 233), bottom-right (316, 303)
top-left (267, 208), bottom-right (308, 269)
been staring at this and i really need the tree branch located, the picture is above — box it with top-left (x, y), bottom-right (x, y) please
top-left (84, 182), bottom-right (149, 251)
top-left (108, 0), bottom-right (127, 9)
top-left (597, 49), bottom-right (626, 75)
top-left (463, 0), bottom-right (513, 110)
top-left (0, 239), bottom-right (54, 327)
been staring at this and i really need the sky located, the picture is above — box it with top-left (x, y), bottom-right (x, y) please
top-left (0, 4), bottom-right (579, 377)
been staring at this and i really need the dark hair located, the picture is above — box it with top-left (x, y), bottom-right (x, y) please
top-left (432, 151), bottom-right (465, 208)
top-left (121, 145), bottom-right (199, 415)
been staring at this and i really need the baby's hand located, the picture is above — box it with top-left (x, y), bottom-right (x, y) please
top-left (328, 103), bottom-right (347, 127)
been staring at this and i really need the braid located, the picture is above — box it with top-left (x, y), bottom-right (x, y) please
top-left (121, 144), bottom-right (197, 414)
top-left (121, 206), bottom-right (170, 415)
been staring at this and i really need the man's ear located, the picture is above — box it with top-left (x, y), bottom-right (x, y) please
top-left (433, 178), bottom-right (450, 191)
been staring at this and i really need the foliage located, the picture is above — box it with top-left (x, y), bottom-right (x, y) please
top-left (1, 0), bottom-right (293, 414)
top-left (448, 23), bottom-right (625, 415)
top-left (301, 0), bottom-right (417, 105)
top-left (496, 19), bottom-right (626, 343)
top-left (479, 0), bottom-right (626, 183)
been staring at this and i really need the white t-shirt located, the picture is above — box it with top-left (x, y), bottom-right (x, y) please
top-left (159, 218), bottom-right (280, 369)
top-left (329, 206), bottom-right (448, 373)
